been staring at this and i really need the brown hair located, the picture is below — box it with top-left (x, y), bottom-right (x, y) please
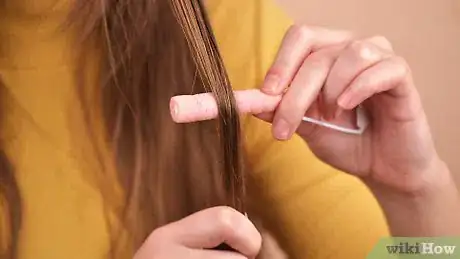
top-left (0, 0), bottom-right (249, 257)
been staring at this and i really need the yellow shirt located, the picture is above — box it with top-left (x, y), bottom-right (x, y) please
top-left (0, 0), bottom-right (389, 258)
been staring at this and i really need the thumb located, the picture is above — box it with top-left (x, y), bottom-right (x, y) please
top-left (254, 101), bottom-right (322, 140)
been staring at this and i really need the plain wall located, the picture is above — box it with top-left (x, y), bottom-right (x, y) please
top-left (277, 0), bottom-right (460, 185)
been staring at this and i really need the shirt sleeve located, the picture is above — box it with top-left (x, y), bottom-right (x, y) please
top-left (207, 1), bottom-right (390, 258)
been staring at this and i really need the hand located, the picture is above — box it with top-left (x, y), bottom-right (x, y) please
top-left (258, 25), bottom-right (443, 193)
top-left (167, 25), bottom-right (459, 236)
top-left (134, 206), bottom-right (261, 259)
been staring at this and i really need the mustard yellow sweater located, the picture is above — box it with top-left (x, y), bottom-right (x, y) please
top-left (0, 0), bottom-right (389, 258)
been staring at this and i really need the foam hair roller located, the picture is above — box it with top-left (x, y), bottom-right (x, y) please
top-left (170, 89), bottom-right (368, 135)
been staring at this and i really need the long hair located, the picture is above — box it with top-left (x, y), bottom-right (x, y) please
top-left (0, 0), bottom-right (248, 257)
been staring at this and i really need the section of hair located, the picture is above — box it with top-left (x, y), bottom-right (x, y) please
top-left (71, 0), bottom-right (247, 256)
top-left (169, 0), bottom-right (245, 212)
top-left (0, 82), bottom-right (21, 259)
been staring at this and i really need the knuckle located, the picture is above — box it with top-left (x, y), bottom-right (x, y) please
top-left (214, 206), bottom-right (238, 237)
top-left (369, 35), bottom-right (393, 50)
top-left (290, 24), bottom-right (315, 42)
top-left (349, 40), bottom-right (380, 61)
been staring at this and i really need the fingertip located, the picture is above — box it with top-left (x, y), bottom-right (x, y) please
top-left (337, 91), bottom-right (353, 110)
top-left (334, 107), bottom-right (343, 119)
top-left (261, 74), bottom-right (283, 95)
top-left (272, 117), bottom-right (294, 141)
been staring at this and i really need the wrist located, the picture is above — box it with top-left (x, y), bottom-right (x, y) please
top-left (365, 156), bottom-right (451, 198)
top-left (365, 160), bottom-right (460, 236)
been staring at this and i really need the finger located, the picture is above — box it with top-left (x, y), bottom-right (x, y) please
top-left (322, 36), bottom-right (393, 119)
top-left (164, 206), bottom-right (261, 258)
top-left (254, 111), bottom-right (274, 123)
top-left (261, 25), bottom-right (352, 95)
top-left (170, 89), bottom-right (281, 123)
top-left (271, 46), bottom-right (341, 140)
top-left (191, 249), bottom-right (249, 259)
top-left (337, 56), bottom-right (410, 111)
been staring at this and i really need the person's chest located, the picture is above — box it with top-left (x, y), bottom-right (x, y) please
top-left (0, 69), bottom-right (112, 259)
top-left (0, 2), bottom-right (114, 258)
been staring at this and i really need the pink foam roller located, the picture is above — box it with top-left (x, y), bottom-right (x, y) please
top-left (170, 89), bottom-right (282, 123)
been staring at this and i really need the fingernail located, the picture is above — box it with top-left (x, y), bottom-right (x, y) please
top-left (324, 107), bottom-right (335, 120)
top-left (273, 119), bottom-right (291, 140)
top-left (263, 74), bottom-right (280, 94)
top-left (334, 107), bottom-right (343, 119)
top-left (337, 93), bottom-right (352, 109)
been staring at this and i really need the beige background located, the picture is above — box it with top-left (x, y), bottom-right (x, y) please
top-left (277, 0), bottom-right (460, 185)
